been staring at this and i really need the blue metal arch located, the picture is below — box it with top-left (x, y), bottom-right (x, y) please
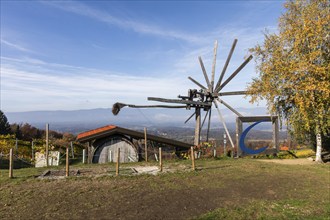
top-left (239, 120), bottom-right (268, 154)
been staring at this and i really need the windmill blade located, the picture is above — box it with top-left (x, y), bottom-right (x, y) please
top-left (188, 77), bottom-right (207, 90)
top-left (148, 97), bottom-right (212, 107)
top-left (112, 102), bottom-right (186, 115)
top-left (184, 111), bottom-right (196, 124)
top-left (206, 108), bottom-right (212, 142)
top-left (213, 100), bottom-right (235, 149)
top-left (218, 91), bottom-right (247, 96)
top-left (211, 40), bottom-right (218, 91)
top-left (217, 98), bottom-right (243, 117)
top-left (198, 56), bottom-right (212, 91)
top-left (215, 55), bottom-right (253, 93)
top-left (215, 39), bottom-right (238, 91)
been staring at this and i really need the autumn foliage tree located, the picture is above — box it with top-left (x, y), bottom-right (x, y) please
top-left (247, 0), bottom-right (329, 160)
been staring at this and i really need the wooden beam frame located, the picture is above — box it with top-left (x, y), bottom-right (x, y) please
top-left (236, 116), bottom-right (279, 157)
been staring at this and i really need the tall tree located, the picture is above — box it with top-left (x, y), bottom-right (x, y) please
top-left (247, 0), bottom-right (330, 162)
top-left (0, 110), bottom-right (11, 135)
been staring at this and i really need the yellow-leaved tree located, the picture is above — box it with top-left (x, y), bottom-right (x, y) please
top-left (247, 0), bottom-right (330, 162)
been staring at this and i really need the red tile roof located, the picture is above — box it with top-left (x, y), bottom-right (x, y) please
top-left (76, 125), bottom-right (117, 141)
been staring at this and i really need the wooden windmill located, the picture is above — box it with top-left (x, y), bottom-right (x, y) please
top-left (113, 39), bottom-right (252, 148)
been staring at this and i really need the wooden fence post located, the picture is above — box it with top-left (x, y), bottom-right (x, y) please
top-left (82, 149), bottom-right (86, 164)
top-left (46, 123), bottom-right (49, 167)
top-left (159, 147), bottom-right (162, 172)
top-left (66, 147), bottom-right (69, 177)
top-left (31, 141), bottom-right (35, 162)
top-left (116, 148), bottom-right (120, 176)
top-left (71, 142), bottom-right (74, 159)
top-left (191, 146), bottom-right (195, 171)
top-left (9, 148), bottom-right (13, 178)
top-left (144, 128), bottom-right (148, 162)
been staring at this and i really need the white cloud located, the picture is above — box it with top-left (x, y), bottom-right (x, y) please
top-left (0, 57), bottom-right (191, 111)
top-left (1, 39), bottom-right (32, 52)
top-left (43, 1), bottom-right (202, 43)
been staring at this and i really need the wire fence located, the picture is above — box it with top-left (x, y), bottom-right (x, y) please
top-left (0, 143), bottom-right (233, 170)
top-left (0, 152), bottom-right (33, 169)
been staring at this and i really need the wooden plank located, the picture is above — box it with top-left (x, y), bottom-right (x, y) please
top-left (112, 102), bottom-right (186, 115)
top-left (218, 91), bottom-right (247, 96)
top-left (148, 97), bottom-right (211, 107)
top-left (237, 116), bottom-right (277, 122)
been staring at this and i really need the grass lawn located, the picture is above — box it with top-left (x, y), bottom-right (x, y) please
top-left (0, 158), bottom-right (329, 219)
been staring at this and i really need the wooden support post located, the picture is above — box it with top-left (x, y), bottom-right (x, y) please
top-left (82, 149), bottom-right (86, 164)
top-left (87, 141), bottom-right (92, 164)
top-left (66, 147), bottom-right (69, 177)
top-left (194, 108), bottom-right (201, 146)
top-left (159, 147), bottom-right (162, 172)
top-left (116, 148), bottom-right (120, 176)
top-left (45, 123), bottom-right (49, 167)
top-left (144, 127), bottom-right (148, 162)
top-left (9, 148), bottom-right (13, 178)
top-left (191, 146), bottom-right (195, 171)
top-left (236, 118), bottom-right (242, 158)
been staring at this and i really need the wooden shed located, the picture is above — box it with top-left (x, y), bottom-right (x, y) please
top-left (77, 125), bottom-right (191, 163)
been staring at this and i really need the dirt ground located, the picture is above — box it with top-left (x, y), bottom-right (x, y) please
top-left (257, 158), bottom-right (317, 165)
top-left (0, 159), bottom-right (329, 219)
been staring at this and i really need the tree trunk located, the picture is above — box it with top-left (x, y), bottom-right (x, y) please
top-left (315, 133), bottom-right (322, 163)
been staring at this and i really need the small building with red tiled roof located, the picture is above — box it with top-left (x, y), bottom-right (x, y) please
top-left (77, 125), bottom-right (191, 163)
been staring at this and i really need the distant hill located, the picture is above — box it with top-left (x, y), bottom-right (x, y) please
top-left (5, 107), bottom-right (273, 134)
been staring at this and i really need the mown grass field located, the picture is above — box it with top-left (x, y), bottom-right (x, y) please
top-left (0, 158), bottom-right (329, 219)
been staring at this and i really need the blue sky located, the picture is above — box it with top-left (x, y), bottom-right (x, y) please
top-left (1, 1), bottom-right (284, 113)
